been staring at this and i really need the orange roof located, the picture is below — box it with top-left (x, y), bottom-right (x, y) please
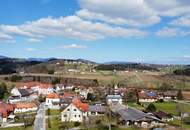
top-left (15, 102), bottom-right (37, 109)
top-left (72, 97), bottom-right (89, 112)
top-left (0, 103), bottom-right (14, 118)
top-left (63, 92), bottom-right (74, 97)
top-left (47, 93), bottom-right (59, 99)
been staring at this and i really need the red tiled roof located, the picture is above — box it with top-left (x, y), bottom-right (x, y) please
top-left (47, 93), bottom-right (59, 99)
top-left (0, 103), bottom-right (14, 118)
top-left (72, 97), bottom-right (89, 112)
top-left (15, 102), bottom-right (37, 109)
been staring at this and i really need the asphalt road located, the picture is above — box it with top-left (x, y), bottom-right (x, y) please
top-left (34, 103), bottom-right (46, 130)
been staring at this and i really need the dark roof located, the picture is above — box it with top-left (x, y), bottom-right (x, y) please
top-left (18, 89), bottom-right (30, 97)
top-left (89, 105), bottom-right (106, 113)
top-left (153, 111), bottom-right (172, 119)
top-left (110, 104), bottom-right (162, 122)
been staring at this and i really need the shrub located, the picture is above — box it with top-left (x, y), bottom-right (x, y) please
top-left (74, 121), bottom-right (80, 127)
top-left (146, 103), bottom-right (156, 112)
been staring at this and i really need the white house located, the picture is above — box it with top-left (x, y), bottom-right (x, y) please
top-left (14, 102), bottom-right (38, 113)
top-left (31, 84), bottom-right (54, 95)
top-left (61, 98), bottom-right (88, 122)
top-left (9, 88), bottom-right (30, 103)
top-left (45, 93), bottom-right (60, 109)
top-left (138, 91), bottom-right (157, 103)
top-left (106, 95), bottom-right (122, 105)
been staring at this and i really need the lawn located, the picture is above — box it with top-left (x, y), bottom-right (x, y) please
top-left (153, 102), bottom-right (178, 115)
top-left (168, 119), bottom-right (190, 130)
top-left (0, 126), bottom-right (33, 130)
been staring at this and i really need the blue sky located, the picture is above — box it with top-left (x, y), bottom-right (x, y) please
top-left (0, 0), bottom-right (190, 64)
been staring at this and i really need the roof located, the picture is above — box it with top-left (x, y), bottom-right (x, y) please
top-left (47, 93), bottom-right (59, 99)
top-left (72, 97), bottom-right (89, 112)
top-left (138, 91), bottom-right (157, 99)
top-left (106, 95), bottom-right (122, 99)
top-left (110, 104), bottom-right (161, 122)
top-left (16, 82), bottom-right (52, 89)
top-left (153, 111), bottom-right (172, 119)
top-left (0, 103), bottom-right (14, 118)
top-left (89, 105), bottom-right (106, 113)
top-left (15, 102), bottom-right (37, 109)
top-left (18, 89), bottom-right (30, 97)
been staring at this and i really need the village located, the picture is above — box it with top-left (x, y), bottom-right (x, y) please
top-left (0, 81), bottom-right (189, 130)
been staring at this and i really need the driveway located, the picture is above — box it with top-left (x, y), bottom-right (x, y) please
top-left (34, 103), bottom-right (46, 130)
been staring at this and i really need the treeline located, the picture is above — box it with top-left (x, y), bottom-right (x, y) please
top-left (94, 64), bottom-right (159, 71)
top-left (173, 68), bottom-right (190, 76)
top-left (0, 58), bottom-right (41, 74)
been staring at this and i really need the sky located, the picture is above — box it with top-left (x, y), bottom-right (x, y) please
top-left (0, 0), bottom-right (190, 64)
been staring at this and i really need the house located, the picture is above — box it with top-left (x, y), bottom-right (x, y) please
top-left (11, 88), bottom-right (30, 97)
top-left (138, 90), bottom-right (157, 103)
top-left (45, 93), bottom-right (60, 109)
top-left (55, 84), bottom-right (74, 92)
top-left (0, 103), bottom-right (14, 123)
top-left (88, 105), bottom-right (106, 116)
top-left (79, 88), bottom-right (94, 99)
top-left (110, 104), bottom-right (164, 128)
top-left (17, 82), bottom-right (54, 95)
top-left (31, 83), bottom-right (54, 95)
top-left (158, 91), bottom-right (178, 101)
top-left (61, 97), bottom-right (88, 122)
top-left (9, 88), bottom-right (30, 103)
top-left (106, 95), bottom-right (122, 105)
top-left (14, 102), bottom-right (38, 113)
top-left (153, 111), bottom-right (173, 122)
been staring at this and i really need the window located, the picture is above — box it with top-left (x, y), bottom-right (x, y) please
top-left (64, 115), bottom-right (67, 117)
top-left (67, 109), bottom-right (70, 111)
top-left (74, 109), bottom-right (77, 111)
top-left (74, 115), bottom-right (77, 117)
top-left (79, 115), bottom-right (81, 117)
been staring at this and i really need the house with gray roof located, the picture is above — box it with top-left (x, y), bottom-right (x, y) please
top-left (88, 105), bottom-right (107, 116)
top-left (110, 104), bottom-right (165, 128)
top-left (106, 95), bottom-right (122, 105)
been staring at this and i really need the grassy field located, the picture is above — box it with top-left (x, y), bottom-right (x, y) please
top-left (0, 126), bottom-right (33, 130)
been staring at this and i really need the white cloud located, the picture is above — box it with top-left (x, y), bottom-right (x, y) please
top-left (27, 38), bottom-right (42, 43)
top-left (78, 0), bottom-right (190, 27)
top-left (156, 27), bottom-right (190, 37)
top-left (0, 32), bottom-right (15, 43)
top-left (0, 16), bottom-right (147, 42)
top-left (170, 16), bottom-right (190, 27)
top-left (79, 0), bottom-right (160, 27)
top-left (25, 48), bottom-right (36, 52)
top-left (62, 44), bottom-right (87, 49)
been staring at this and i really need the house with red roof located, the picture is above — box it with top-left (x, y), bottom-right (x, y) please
top-left (0, 103), bottom-right (14, 123)
top-left (45, 93), bottom-right (60, 109)
top-left (61, 97), bottom-right (89, 122)
top-left (14, 102), bottom-right (38, 113)
top-left (138, 90), bottom-right (158, 103)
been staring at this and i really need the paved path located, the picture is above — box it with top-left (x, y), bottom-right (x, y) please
top-left (34, 103), bottom-right (46, 130)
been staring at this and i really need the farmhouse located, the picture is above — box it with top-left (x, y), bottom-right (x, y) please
top-left (0, 103), bottom-right (14, 123)
top-left (88, 105), bottom-right (106, 116)
top-left (61, 97), bottom-right (88, 122)
top-left (106, 95), bottom-right (122, 105)
top-left (14, 102), bottom-right (38, 113)
top-left (9, 88), bottom-right (30, 103)
top-left (45, 93), bottom-right (60, 109)
top-left (110, 104), bottom-right (164, 128)
top-left (138, 90), bottom-right (157, 103)
top-left (158, 91), bottom-right (178, 101)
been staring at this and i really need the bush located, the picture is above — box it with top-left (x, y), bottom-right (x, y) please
top-left (146, 103), bottom-right (156, 112)
top-left (74, 121), bottom-right (80, 127)
top-left (10, 75), bottom-right (22, 82)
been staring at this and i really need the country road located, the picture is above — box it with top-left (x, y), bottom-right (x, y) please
top-left (34, 103), bottom-right (46, 130)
